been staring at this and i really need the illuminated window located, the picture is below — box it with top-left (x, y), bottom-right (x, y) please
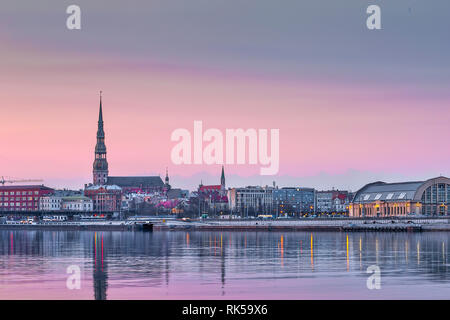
top-left (386, 193), bottom-right (394, 200)
top-left (374, 194), bottom-right (382, 200)
top-left (363, 194), bottom-right (370, 201)
top-left (398, 192), bottom-right (406, 199)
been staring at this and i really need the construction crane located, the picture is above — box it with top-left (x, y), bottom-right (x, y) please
top-left (0, 176), bottom-right (44, 186)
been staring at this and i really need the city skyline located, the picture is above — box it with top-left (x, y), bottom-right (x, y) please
top-left (1, 91), bottom-right (448, 192)
top-left (0, 1), bottom-right (449, 303)
top-left (1, 1), bottom-right (449, 191)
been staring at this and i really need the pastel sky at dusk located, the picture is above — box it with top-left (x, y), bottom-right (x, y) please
top-left (1, 0), bottom-right (449, 191)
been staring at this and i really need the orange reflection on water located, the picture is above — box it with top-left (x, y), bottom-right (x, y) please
top-left (417, 241), bottom-right (420, 265)
top-left (443, 242), bottom-right (446, 264)
top-left (94, 232), bottom-right (97, 266)
top-left (310, 233), bottom-right (314, 271)
top-left (359, 237), bottom-right (362, 269)
top-left (101, 233), bottom-right (104, 271)
top-left (346, 234), bottom-right (349, 271)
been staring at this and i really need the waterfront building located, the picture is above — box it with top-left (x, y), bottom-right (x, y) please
top-left (315, 191), bottom-right (333, 213)
top-left (228, 185), bottom-right (274, 216)
top-left (273, 187), bottom-right (315, 216)
top-left (91, 93), bottom-right (165, 193)
top-left (40, 194), bottom-right (63, 211)
top-left (349, 176), bottom-right (450, 217)
top-left (84, 185), bottom-right (122, 213)
top-left (316, 190), bottom-right (351, 213)
top-left (61, 196), bottom-right (93, 211)
top-left (40, 193), bottom-right (93, 212)
top-left (0, 185), bottom-right (53, 211)
top-left (332, 191), bottom-right (352, 213)
top-left (40, 189), bottom-right (84, 211)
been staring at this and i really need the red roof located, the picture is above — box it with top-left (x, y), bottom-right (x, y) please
top-left (332, 193), bottom-right (347, 201)
top-left (199, 185), bottom-right (221, 192)
top-left (0, 185), bottom-right (53, 191)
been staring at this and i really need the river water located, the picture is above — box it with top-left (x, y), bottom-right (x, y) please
top-left (0, 230), bottom-right (448, 299)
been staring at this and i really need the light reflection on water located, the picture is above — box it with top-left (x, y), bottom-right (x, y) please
top-left (0, 230), bottom-right (448, 299)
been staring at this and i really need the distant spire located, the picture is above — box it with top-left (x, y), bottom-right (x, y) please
top-left (93, 91), bottom-right (108, 185)
top-left (165, 167), bottom-right (169, 184)
top-left (96, 91), bottom-right (105, 139)
top-left (220, 165), bottom-right (225, 187)
top-left (98, 91), bottom-right (103, 123)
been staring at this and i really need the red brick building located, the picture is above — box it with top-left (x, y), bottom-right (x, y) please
top-left (84, 185), bottom-right (122, 213)
top-left (0, 185), bottom-right (54, 211)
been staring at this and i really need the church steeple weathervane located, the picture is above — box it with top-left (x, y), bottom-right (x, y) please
top-left (93, 91), bottom-right (109, 185)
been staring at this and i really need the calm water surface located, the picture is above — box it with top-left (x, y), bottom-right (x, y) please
top-left (0, 230), bottom-right (448, 299)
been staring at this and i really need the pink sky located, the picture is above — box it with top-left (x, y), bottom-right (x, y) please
top-left (1, 11), bottom-right (449, 190)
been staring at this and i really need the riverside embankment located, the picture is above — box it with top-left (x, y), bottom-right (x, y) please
top-left (154, 217), bottom-right (450, 232)
top-left (1, 217), bottom-right (449, 232)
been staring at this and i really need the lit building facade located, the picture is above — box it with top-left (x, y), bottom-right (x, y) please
top-left (273, 187), bottom-right (315, 216)
top-left (315, 191), bottom-right (333, 213)
top-left (84, 185), bottom-right (122, 213)
top-left (40, 190), bottom-right (84, 211)
top-left (61, 196), bottom-right (93, 211)
top-left (228, 186), bottom-right (274, 216)
top-left (0, 185), bottom-right (54, 211)
top-left (349, 176), bottom-right (450, 217)
top-left (316, 190), bottom-right (352, 213)
top-left (40, 194), bottom-right (93, 212)
top-left (40, 195), bottom-right (63, 211)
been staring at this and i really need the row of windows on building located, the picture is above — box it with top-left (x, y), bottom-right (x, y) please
top-left (0, 191), bottom-right (39, 196)
top-left (0, 197), bottom-right (38, 201)
top-left (361, 206), bottom-right (407, 216)
top-left (0, 202), bottom-right (37, 207)
top-left (361, 192), bottom-right (407, 201)
top-left (421, 184), bottom-right (450, 204)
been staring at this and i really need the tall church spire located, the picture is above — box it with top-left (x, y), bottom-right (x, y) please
top-left (220, 165), bottom-right (225, 188)
top-left (98, 91), bottom-right (103, 124)
top-left (165, 167), bottom-right (170, 185)
top-left (164, 167), bottom-right (171, 192)
top-left (93, 91), bottom-right (109, 185)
